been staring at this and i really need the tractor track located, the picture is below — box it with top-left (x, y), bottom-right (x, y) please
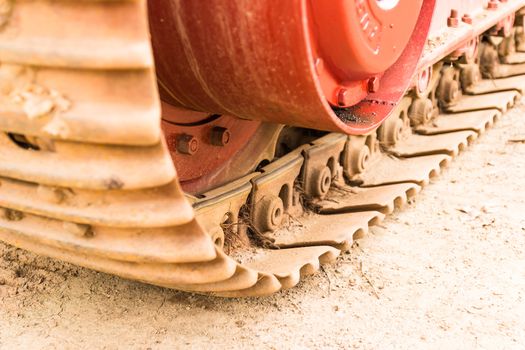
top-left (0, 0), bottom-right (524, 297)
top-left (1, 98), bottom-right (524, 349)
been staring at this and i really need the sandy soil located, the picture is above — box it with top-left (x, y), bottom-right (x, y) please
top-left (1, 102), bottom-right (525, 350)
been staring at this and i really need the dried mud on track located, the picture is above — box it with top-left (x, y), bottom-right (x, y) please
top-left (1, 102), bottom-right (525, 350)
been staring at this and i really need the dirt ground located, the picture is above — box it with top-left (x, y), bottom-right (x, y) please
top-left (1, 102), bottom-right (525, 350)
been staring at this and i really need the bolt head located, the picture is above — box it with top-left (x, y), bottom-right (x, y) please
top-left (448, 17), bottom-right (459, 27)
top-left (176, 134), bottom-right (199, 155)
top-left (210, 127), bottom-right (230, 146)
top-left (367, 77), bottom-right (380, 93)
top-left (337, 88), bottom-right (350, 107)
top-left (462, 14), bottom-right (473, 24)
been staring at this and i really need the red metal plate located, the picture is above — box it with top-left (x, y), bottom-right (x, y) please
top-left (161, 102), bottom-right (260, 192)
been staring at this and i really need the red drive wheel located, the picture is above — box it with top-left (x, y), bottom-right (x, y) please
top-left (148, 1), bottom-right (435, 191)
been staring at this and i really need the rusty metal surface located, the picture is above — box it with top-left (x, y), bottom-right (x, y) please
top-left (271, 212), bottom-right (384, 251)
top-left (465, 75), bottom-right (525, 95)
top-left (0, 179), bottom-right (194, 228)
top-left (356, 153), bottom-right (451, 187)
top-left (0, 0), bottom-right (524, 298)
top-left (0, 67), bottom-right (161, 145)
top-left (445, 90), bottom-right (519, 113)
top-left (416, 110), bottom-right (501, 135)
top-left (421, 0), bottom-right (525, 69)
top-left (389, 131), bottom-right (477, 157)
top-left (0, 0), bottom-right (153, 69)
top-left (0, 133), bottom-right (176, 190)
top-left (319, 184), bottom-right (421, 215)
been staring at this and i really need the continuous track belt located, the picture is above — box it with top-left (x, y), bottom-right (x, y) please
top-left (0, 0), bottom-right (523, 297)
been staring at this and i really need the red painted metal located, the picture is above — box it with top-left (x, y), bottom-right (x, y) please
top-left (159, 82), bottom-right (259, 192)
top-left (308, 0), bottom-right (422, 107)
top-left (161, 103), bottom-right (260, 191)
top-left (420, 0), bottom-right (525, 69)
top-left (147, 0), bottom-right (523, 193)
top-left (148, 0), bottom-right (435, 135)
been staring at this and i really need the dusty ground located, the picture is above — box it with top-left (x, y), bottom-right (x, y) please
top-left (1, 102), bottom-right (525, 350)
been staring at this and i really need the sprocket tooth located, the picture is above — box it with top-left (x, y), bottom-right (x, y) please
top-left (245, 246), bottom-right (340, 291)
top-left (445, 91), bottom-right (519, 114)
top-left (0, 133), bottom-right (175, 190)
top-left (416, 110), bottom-right (501, 136)
top-left (319, 183), bottom-right (421, 215)
top-left (174, 265), bottom-right (259, 293)
top-left (218, 247), bottom-right (340, 297)
top-left (465, 76), bottom-right (525, 95)
top-left (357, 154), bottom-right (451, 187)
top-left (271, 212), bottom-right (383, 250)
top-left (215, 274), bottom-right (282, 298)
top-left (0, 179), bottom-right (194, 228)
top-left (0, 0), bottom-right (153, 69)
top-left (275, 270), bottom-right (302, 290)
top-left (0, 0), bottom-right (522, 299)
top-left (389, 131), bottom-right (477, 158)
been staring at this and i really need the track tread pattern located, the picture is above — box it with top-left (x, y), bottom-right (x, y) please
top-left (0, 1), bottom-right (524, 297)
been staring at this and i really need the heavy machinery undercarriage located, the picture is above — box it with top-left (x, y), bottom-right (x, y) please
top-left (0, 0), bottom-right (524, 297)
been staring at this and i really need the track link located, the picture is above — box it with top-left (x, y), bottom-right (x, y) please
top-left (0, 1), bottom-right (524, 297)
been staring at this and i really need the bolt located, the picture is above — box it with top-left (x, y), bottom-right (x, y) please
top-left (176, 134), bottom-right (199, 155)
top-left (337, 88), bottom-right (350, 107)
top-left (462, 14), bottom-right (473, 24)
top-left (367, 77), bottom-right (380, 93)
top-left (488, 0), bottom-right (498, 10)
top-left (210, 127), bottom-right (230, 146)
top-left (448, 9), bottom-right (459, 27)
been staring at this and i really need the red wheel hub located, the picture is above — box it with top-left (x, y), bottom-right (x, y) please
top-left (149, 1), bottom-right (434, 135)
top-left (309, 0), bottom-right (422, 107)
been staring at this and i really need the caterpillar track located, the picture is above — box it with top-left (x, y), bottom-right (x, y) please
top-left (0, 1), bottom-right (524, 297)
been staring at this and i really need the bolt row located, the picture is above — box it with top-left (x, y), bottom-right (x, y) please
top-left (174, 127), bottom-right (231, 155)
